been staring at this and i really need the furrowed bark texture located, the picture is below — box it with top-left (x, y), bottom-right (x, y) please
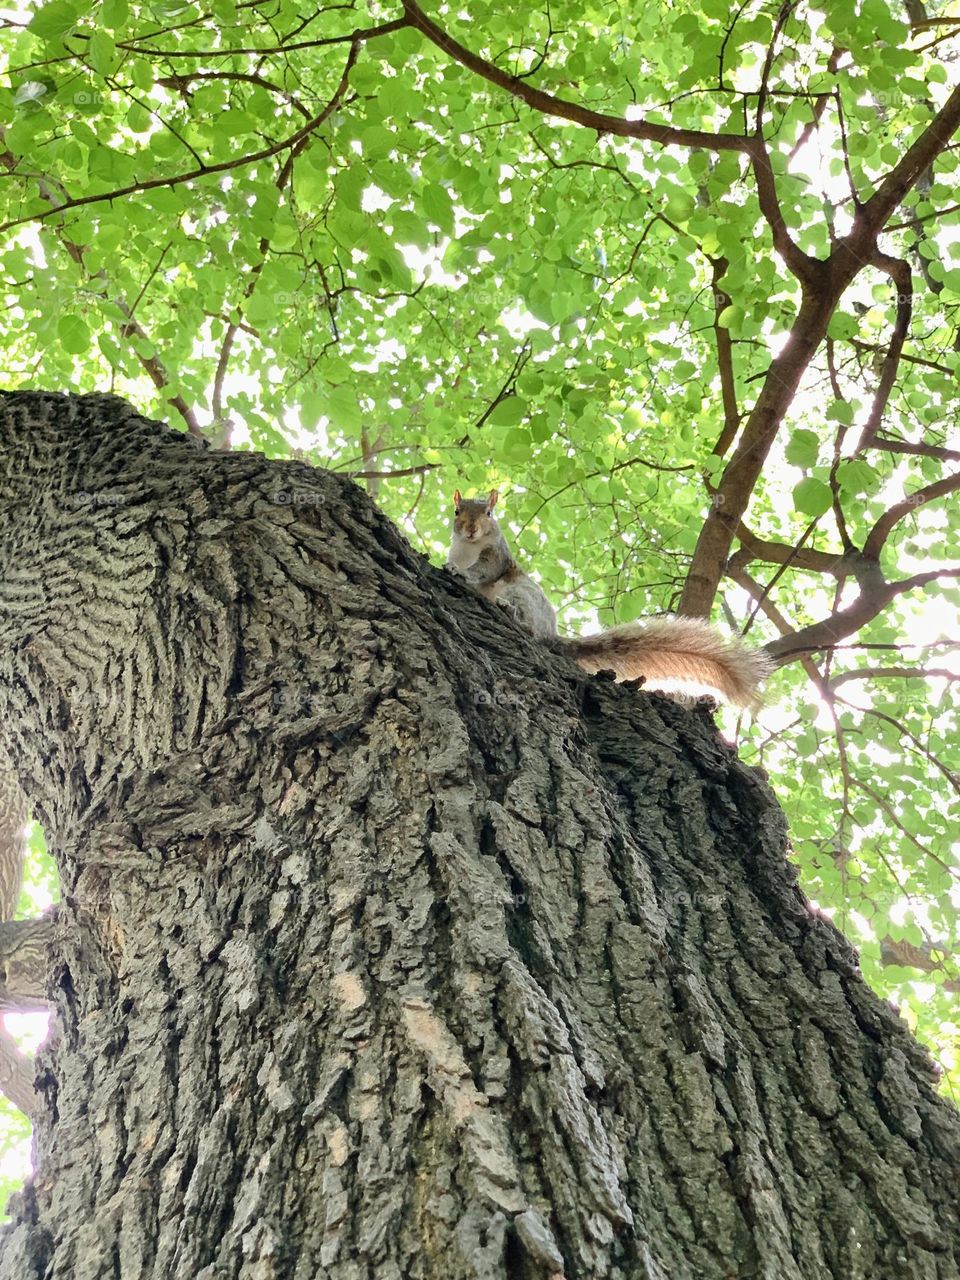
top-left (0, 391), bottom-right (958, 1280)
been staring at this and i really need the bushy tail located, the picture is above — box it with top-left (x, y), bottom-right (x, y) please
top-left (553, 617), bottom-right (772, 710)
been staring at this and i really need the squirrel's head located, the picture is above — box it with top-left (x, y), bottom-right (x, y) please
top-left (452, 489), bottom-right (499, 541)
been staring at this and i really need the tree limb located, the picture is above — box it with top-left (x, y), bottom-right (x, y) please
top-left (681, 88), bottom-right (960, 616)
top-left (764, 567), bottom-right (960, 661)
top-left (103, 16), bottom-right (408, 60)
top-left (731, 522), bottom-right (849, 576)
top-left (709, 257), bottom-right (741, 456)
top-left (0, 1026), bottom-right (35, 1116)
top-left (680, 289), bottom-right (835, 616)
top-left (0, 918), bottom-right (52, 1010)
top-left (863, 470), bottom-right (960, 560)
top-left (871, 435), bottom-right (960, 463)
top-left (880, 935), bottom-right (959, 993)
top-left (402, 0), bottom-right (752, 152)
top-left (855, 252), bottom-right (912, 452)
top-left (861, 83), bottom-right (960, 232)
top-left (828, 665), bottom-right (960, 689)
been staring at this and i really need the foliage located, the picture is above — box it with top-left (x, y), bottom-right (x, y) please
top-left (0, 0), bottom-right (958, 1094)
top-left (0, 1096), bottom-right (31, 1215)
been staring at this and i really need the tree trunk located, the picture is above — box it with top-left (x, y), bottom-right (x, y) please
top-left (0, 390), bottom-right (957, 1280)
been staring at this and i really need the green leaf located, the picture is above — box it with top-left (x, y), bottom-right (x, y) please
top-left (664, 189), bottom-right (695, 223)
top-left (826, 398), bottom-right (854, 425)
top-left (88, 31), bottom-right (118, 76)
top-left (57, 314), bottom-right (91, 354)
top-left (420, 183), bottom-right (454, 233)
top-left (126, 104), bottom-right (152, 133)
top-left (785, 429), bottom-right (819, 468)
top-left (27, 0), bottom-right (79, 39)
top-left (100, 0), bottom-right (128, 26)
top-left (486, 397), bottom-right (527, 427)
top-left (716, 304), bottom-right (744, 331)
top-left (836, 459), bottom-right (877, 496)
top-left (502, 427), bottom-right (531, 461)
top-left (130, 60), bottom-right (154, 92)
top-left (323, 385), bottom-right (362, 431)
top-left (792, 477), bottom-right (833, 517)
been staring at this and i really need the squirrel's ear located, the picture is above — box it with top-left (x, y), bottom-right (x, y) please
top-left (486, 489), bottom-right (499, 512)
top-left (453, 489), bottom-right (462, 511)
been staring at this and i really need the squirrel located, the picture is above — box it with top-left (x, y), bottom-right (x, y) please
top-left (446, 489), bottom-right (771, 709)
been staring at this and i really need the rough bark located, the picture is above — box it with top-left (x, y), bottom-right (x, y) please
top-left (0, 749), bottom-right (37, 1112)
top-left (0, 390), bottom-right (957, 1280)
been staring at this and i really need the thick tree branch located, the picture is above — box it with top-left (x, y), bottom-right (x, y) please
top-left (765, 567), bottom-right (960, 661)
top-left (0, 918), bottom-right (50, 1010)
top-left (856, 252), bottom-right (912, 452)
top-left (681, 289), bottom-right (834, 616)
top-left (880, 936), bottom-right (959, 993)
top-left (861, 83), bottom-right (960, 232)
top-left (893, 566), bottom-right (960, 592)
top-left (863, 470), bottom-right (960, 560)
top-left (828, 666), bottom-right (960, 689)
top-left (872, 435), bottom-right (960, 463)
top-left (681, 87), bottom-right (960, 617)
top-left (402, 1), bottom-right (752, 152)
top-left (731, 523), bottom-right (849, 576)
top-left (0, 1026), bottom-right (34, 1115)
top-left (748, 137), bottom-right (819, 284)
top-left (709, 257), bottom-right (741, 456)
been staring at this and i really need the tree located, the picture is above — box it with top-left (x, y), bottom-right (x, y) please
top-left (1, 0), bottom-right (958, 1073)
top-left (0, 389), bottom-right (958, 1279)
